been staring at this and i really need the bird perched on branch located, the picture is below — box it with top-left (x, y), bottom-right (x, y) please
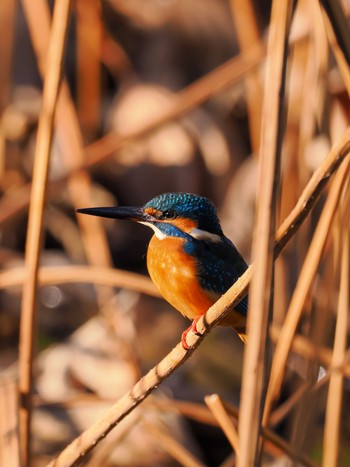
top-left (77, 193), bottom-right (248, 348)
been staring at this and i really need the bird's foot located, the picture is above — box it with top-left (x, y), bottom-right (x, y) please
top-left (181, 317), bottom-right (202, 350)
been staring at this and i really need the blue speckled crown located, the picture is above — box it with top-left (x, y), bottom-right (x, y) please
top-left (144, 193), bottom-right (223, 235)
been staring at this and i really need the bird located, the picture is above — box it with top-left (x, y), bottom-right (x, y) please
top-left (77, 192), bottom-right (249, 348)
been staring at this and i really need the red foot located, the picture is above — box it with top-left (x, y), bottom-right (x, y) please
top-left (181, 317), bottom-right (202, 350)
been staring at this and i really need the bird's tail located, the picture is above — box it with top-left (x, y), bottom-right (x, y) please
top-left (221, 310), bottom-right (247, 343)
top-left (237, 332), bottom-right (248, 344)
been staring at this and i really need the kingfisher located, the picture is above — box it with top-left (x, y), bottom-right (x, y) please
top-left (77, 193), bottom-right (248, 348)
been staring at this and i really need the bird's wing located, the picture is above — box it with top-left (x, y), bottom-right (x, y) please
top-left (186, 236), bottom-right (249, 315)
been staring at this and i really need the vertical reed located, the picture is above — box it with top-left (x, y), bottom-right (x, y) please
top-left (238, 2), bottom-right (293, 465)
top-left (18, 0), bottom-right (71, 463)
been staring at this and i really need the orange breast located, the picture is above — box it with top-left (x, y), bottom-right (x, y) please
top-left (146, 235), bottom-right (216, 320)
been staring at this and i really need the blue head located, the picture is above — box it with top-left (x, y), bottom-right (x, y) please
top-left (77, 192), bottom-right (224, 240)
top-left (144, 193), bottom-right (223, 236)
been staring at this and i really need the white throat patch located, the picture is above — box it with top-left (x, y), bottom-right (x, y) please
top-left (139, 221), bottom-right (166, 240)
top-left (189, 228), bottom-right (222, 243)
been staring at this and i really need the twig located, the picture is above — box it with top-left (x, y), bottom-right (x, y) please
top-left (319, 0), bottom-right (350, 64)
top-left (17, 0), bottom-right (71, 464)
top-left (145, 422), bottom-right (205, 467)
top-left (75, 0), bottom-right (101, 137)
top-left (205, 394), bottom-right (240, 459)
top-left (229, 0), bottom-right (263, 154)
top-left (238, 2), bottom-right (293, 465)
top-left (0, 265), bottom-right (158, 297)
top-left (0, 0), bottom-right (16, 112)
top-left (320, 0), bottom-right (350, 95)
top-left (46, 126), bottom-right (350, 467)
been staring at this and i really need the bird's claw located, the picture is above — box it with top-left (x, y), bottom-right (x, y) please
top-left (181, 317), bottom-right (202, 350)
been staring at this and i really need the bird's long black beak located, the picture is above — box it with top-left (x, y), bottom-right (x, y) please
top-left (76, 206), bottom-right (153, 223)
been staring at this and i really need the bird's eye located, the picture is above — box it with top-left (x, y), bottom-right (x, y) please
top-left (161, 209), bottom-right (177, 220)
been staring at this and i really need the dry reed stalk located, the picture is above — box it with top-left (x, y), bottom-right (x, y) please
top-left (0, 265), bottom-right (158, 297)
top-left (322, 192), bottom-right (349, 466)
top-left (310, 0), bottom-right (329, 127)
top-left (21, 0), bottom-right (114, 307)
top-left (17, 0), bottom-right (71, 464)
top-left (297, 4), bottom-right (328, 186)
top-left (0, 377), bottom-right (20, 467)
top-left (323, 31), bottom-right (350, 97)
top-left (0, 0), bottom-right (16, 177)
top-left (100, 23), bottom-right (133, 78)
top-left (319, 0), bottom-right (350, 96)
top-left (263, 156), bottom-right (350, 425)
top-left (229, 0), bottom-right (263, 153)
top-left (238, 2), bottom-right (293, 465)
top-left (205, 394), bottom-right (240, 459)
top-left (145, 423), bottom-right (205, 467)
top-left (76, 0), bottom-right (101, 137)
top-left (0, 0), bottom-right (16, 112)
top-left (42, 123), bottom-right (350, 467)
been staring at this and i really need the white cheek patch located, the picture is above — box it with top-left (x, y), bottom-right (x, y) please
top-left (189, 228), bottom-right (222, 243)
top-left (139, 221), bottom-right (166, 240)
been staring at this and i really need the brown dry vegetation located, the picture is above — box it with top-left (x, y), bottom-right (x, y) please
top-left (0, 0), bottom-right (350, 466)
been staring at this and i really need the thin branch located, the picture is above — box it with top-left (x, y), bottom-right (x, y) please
top-left (18, 0), bottom-right (71, 464)
top-left (205, 394), bottom-right (240, 459)
top-left (46, 128), bottom-right (350, 467)
top-left (0, 265), bottom-right (158, 297)
top-left (75, 0), bottom-right (101, 136)
top-left (229, 0), bottom-right (263, 153)
top-left (145, 422), bottom-right (205, 467)
top-left (238, 2), bottom-right (293, 465)
top-left (319, 0), bottom-right (350, 65)
top-left (322, 2), bottom-right (350, 97)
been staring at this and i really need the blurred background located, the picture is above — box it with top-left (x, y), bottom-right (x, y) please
top-left (0, 0), bottom-right (350, 465)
